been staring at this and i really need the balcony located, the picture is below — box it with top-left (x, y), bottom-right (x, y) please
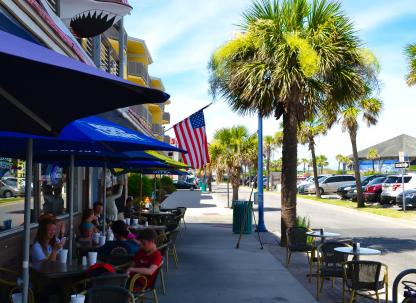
top-left (152, 124), bottom-right (164, 136)
top-left (127, 61), bottom-right (151, 86)
top-left (163, 135), bottom-right (171, 144)
top-left (130, 105), bottom-right (152, 125)
top-left (162, 112), bottom-right (170, 124)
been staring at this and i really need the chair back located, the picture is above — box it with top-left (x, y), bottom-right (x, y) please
top-left (86, 286), bottom-right (133, 303)
top-left (167, 227), bottom-right (180, 245)
top-left (102, 255), bottom-right (133, 270)
top-left (344, 261), bottom-right (383, 291)
top-left (287, 227), bottom-right (309, 247)
top-left (90, 273), bottom-right (128, 288)
top-left (110, 246), bottom-right (129, 256)
top-left (319, 241), bottom-right (350, 267)
top-left (157, 243), bottom-right (168, 258)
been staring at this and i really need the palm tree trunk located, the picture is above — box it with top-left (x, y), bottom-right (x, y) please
top-left (372, 160), bottom-right (375, 172)
top-left (280, 103), bottom-right (298, 247)
top-left (338, 162), bottom-right (340, 173)
top-left (303, 163), bottom-right (306, 173)
top-left (266, 150), bottom-right (270, 191)
top-left (309, 140), bottom-right (321, 199)
top-left (349, 129), bottom-right (364, 208)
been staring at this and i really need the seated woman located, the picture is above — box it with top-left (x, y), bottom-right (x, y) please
top-left (31, 218), bottom-right (66, 263)
top-left (98, 220), bottom-right (139, 257)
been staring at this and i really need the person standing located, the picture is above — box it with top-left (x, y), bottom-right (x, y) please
top-left (106, 180), bottom-right (124, 222)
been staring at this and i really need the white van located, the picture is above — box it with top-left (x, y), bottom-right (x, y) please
top-left (380, 174), bottom-right (416, 204)
top-left (305, 175), bottom-right (355, 195)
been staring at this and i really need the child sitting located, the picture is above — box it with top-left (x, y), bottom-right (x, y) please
top-left (126, 229), bottom-right (162, 289)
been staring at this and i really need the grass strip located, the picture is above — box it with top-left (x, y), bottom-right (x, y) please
top-left (0, 197), bottom-right (23, 204)
top-left (298, 195), bottom-right (416, 220)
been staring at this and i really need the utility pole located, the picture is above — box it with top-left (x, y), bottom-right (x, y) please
top-left (257, 112), bottom-right (267, 232)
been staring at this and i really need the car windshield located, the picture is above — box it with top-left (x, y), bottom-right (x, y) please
top-left (384, 176), bottom-right (411, 184)
top-left (368, 177), bottom-right (386, 185)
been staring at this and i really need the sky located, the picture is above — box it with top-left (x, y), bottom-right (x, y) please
top-left (124, 0), bottom-right (416, 169)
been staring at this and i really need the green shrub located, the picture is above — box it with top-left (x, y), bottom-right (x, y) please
top-left (128, 174), bottom-right (153, 199)
top-left (296, 215), bottom-right (310, 228)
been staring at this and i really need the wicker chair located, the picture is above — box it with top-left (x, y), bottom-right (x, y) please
top-left (128, 262), bottom-right (164, 303)
top-left (157, 244), bottom-right (168, 295)
top-left (0, 267), bottom-right (35, 303)
top-left (166, 227), bottom-right (180, 270)
top-left (316, 241), bottom-right (350, 300)
top-left (86, 286), bottom-right (135, 303)
top-left (286, 227), bottom-right (313, 268)
top-left (343, 261), bottom-right (388, 303)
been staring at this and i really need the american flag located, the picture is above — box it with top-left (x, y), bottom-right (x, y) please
top-left (173, 110), bottom-right (209, 169)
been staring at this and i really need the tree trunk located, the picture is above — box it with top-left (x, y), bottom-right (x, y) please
top-left (303, 163), bottom-right (306, 173)
top-left (232, 185), bottom-right (238, 201)
top-left (309, 139), bottom-right (321, 199)
top-left (372, 160), bottom-right (375, 172)
top-left (349, 129), bottom-right (364, 207)
top-left (280, 103), bottom-right (298, 247)
top-left (266, 150), bottom-right (270, 191)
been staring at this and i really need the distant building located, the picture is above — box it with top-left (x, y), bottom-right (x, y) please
top-left (351, 134), bottom-right (416, 172)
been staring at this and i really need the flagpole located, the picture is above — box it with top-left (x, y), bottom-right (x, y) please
top-left (165, 102), bottom-right (213, 132)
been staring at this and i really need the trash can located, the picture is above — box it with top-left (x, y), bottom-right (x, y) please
top-left (201, 182), bottom-right (207, 192)
top-left (232, 201), bottom-right (252, 234)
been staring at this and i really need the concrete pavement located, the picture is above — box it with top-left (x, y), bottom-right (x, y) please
top-left (161, 188), bottom-right (318, 303)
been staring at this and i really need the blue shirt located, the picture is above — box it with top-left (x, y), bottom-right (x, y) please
top-left (98, 240), bottom-right (139, 257)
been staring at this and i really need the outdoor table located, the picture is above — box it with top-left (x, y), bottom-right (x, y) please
top-left (129, 224), bottom-right (167, 234)
top-left (306, 231), bottom-right (341, 244)
top-left (141, 211), bottom-right (175, 225)
top-left (334, 246), bottom-right (381, 261)
top-left (76, 241), bottom-right (101, 257)
top-left (31, 261), bottom-right (88, 302)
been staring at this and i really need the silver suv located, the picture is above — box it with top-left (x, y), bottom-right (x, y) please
top-left (305, 175), bottom-right (355, 195)
top-left (380, 174), bottom-right (416, 204)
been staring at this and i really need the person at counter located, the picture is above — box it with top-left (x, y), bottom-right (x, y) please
top-left (31, 218), bottom-right (66, 263)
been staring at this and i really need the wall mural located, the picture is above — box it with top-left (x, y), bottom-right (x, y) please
top-left (60, 0), bottom-right (132, 38)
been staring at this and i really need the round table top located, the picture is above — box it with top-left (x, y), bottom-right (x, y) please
top-left (306, 231), bottom-right (341, 238)
top-left (31, 261), bottom-right (88, 279)
top-left (334, 246), bottom-right (381, 256)
top-left (129, 224), bottom-right (167, 231)
top-left (141, 211), bottom-right (175, 216)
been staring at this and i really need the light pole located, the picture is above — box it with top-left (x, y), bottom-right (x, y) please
top-left (257, 112), bottom-right (267, 232)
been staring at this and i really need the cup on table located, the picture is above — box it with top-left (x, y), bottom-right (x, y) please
top-left (58, 249), bottom-right (68, 264)
top-left (71, 294), bottom-right (85, 303)
top-left (132, 218), bottom-right (138, 225)
top-left (11, 293), bottom-right (22, 303)
top-left (88, 252), bottom-right (98, 266)
top-left (107, 232), bottom-right (114, 241)
top-left (125, 218), bottom-right (131, 225)
top-left (3, 219), bottom-right (12, 230)
top-left (145, 221), bottom-right (148, 227)
top-left (92, 233), bottom-right (100, 244)
top-left (99, 235), bottom-right (106, 246)
top-left (81, 256), bottom-right (87, 267)
top-left (356, 242), bottom-right (360, 251)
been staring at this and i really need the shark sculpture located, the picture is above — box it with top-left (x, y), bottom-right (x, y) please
top-left (60, 0), bottom-right (132, 38)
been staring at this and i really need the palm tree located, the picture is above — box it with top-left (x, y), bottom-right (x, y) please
top-left (298, 118), bottom-right (327, 198)
top-left (339, 98), bottom-right (383, 207)
top-left (264, 135), bottom-right (276, 191)
top-left (300, 158), bottom-right (309, 174)
top-left (341, 156), bottom-right (352, 173)
top-left (336, 154), bottom-right (344, 173)
top-left (316, 155), bottom-right (329, 174)
top-left (405, 44), bottom-right (416, 86)
top-left (367, 148), bottom-right (379, 172)
top-left (208, 0), bottom-right (366, 245)
top-left (208, 142), bottom-right (226, 183)
top-left (213, 126), bottom-right (250, 201)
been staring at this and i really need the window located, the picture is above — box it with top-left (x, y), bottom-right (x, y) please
top-left (323, 177), bottom-right (334, 183)
top-left (342, 176), bottom-right (355, 182)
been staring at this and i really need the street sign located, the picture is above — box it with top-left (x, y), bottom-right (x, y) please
top-left (395, 161), bottom-right (410, 169)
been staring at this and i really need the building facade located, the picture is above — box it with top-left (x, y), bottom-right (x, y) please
top-left (0, 0), bottom-right (171, 268)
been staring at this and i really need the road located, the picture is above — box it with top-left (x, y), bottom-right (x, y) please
top-left (213, 183), bottom-right (416, 291)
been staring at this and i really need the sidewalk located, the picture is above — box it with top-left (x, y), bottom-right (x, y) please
top-left (161, 189), bottom-right (317, 303)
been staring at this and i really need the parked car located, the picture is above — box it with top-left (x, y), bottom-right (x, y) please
top-left (0, 178), bottom-right (24, 198)
top-left (297, 175), bottom-right (331, 194)
top-left (173, 180), bottom-right (196, 190)
top-left (362, 176), bottom-right (389, 203)
top-left (337, 174), bottom-right (387, 200)
top-left (396, 189), bottom-right (416, 209)
top-left (380, 174), bottom-right (416, 204)
top-left (305, 175), bottom-right (355, 195)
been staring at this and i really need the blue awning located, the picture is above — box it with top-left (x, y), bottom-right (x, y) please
top-left (0, 30), bottom-right (170, 136)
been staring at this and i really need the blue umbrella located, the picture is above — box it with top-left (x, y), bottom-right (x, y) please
top-left (0, 30), bottom-right (169, 136)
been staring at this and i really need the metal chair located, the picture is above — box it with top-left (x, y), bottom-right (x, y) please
top-left (86, 286), bottom-right (135, 303)
top-left (343, 260), bottom-right (388, 303)
top-left (102, 254), bottom-right (134, 272)
top-left (316, 241), bottom-right (350, 300)
top-left (286, 227), bottom-right (313, 268)
top-left (128, 262), bottom-right (164, 303)
top-left (157, 244), bottom-right (168, 295)
top-left (176, 207), bottom-right (187, 230)
top-left (166, 227), bottom-right (180, 270)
